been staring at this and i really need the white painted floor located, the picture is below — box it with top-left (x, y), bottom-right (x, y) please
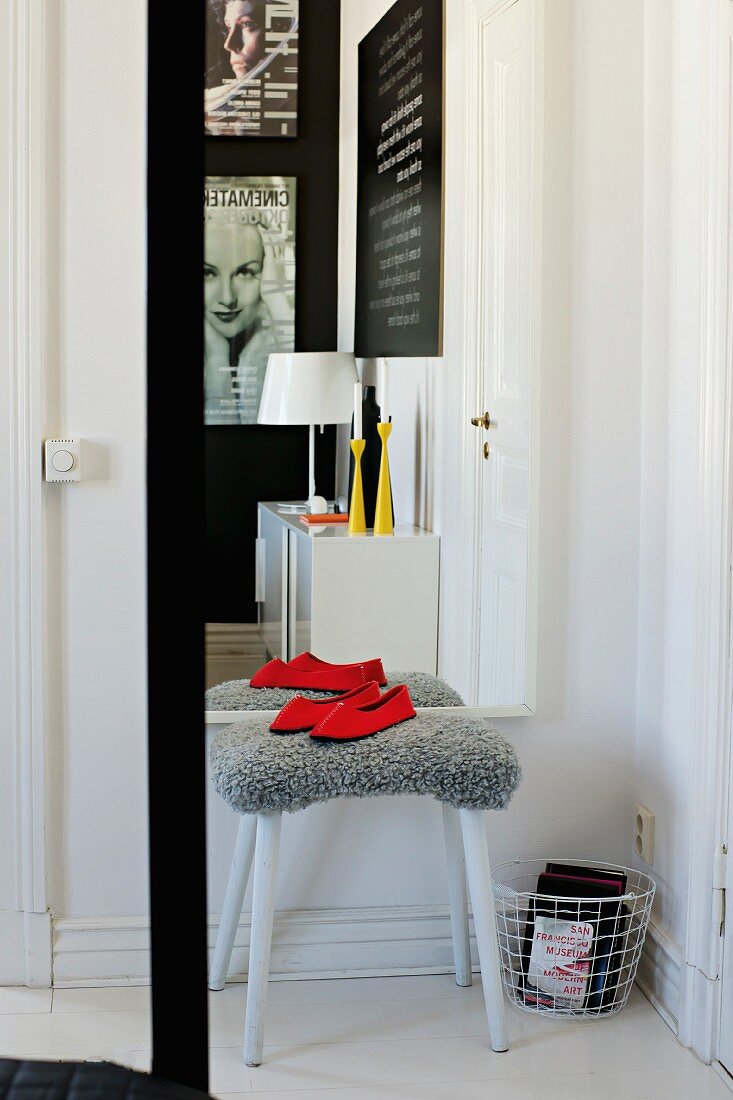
top-left (0, 977), bottom-right (730, 1099)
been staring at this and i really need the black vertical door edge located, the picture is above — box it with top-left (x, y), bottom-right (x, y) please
top-left (147, 3), bottom-right (208, 1092)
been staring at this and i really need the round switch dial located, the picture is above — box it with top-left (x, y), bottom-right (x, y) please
top-left (51, 449), bottom-right (75, 473)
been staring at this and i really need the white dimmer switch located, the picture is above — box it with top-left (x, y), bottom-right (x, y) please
top-left (45, 438), bottom-right (82, 482)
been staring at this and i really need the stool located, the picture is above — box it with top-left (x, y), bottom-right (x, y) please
top-left (209, 713), bottom-right (521, 1067)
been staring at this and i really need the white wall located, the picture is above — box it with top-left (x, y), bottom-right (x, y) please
top-left (338, 0), bottom-right (714, 1029)
top-left (633, 0), bottom-right (710, 992)
top-left (207, 0), bottom-right (650, 930)
top-left (338, 0), bottom-right (644, 874)
top-left (44, 0), bottom-right (149, 920)
top-left (635, 0), bottom-right (690, 955)
top-left (16, 0), bottom-right (705, 1004)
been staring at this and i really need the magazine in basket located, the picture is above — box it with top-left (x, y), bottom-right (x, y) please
top-left (521, 865), bottom-right (628, 1011)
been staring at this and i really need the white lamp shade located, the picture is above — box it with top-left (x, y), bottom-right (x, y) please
top-left (258, 352), bottom-right (358, 426)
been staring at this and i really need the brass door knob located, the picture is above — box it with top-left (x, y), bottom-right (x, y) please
top-left (471, 412), bottom-right (491, 431)
top-left (483, 442), bottom-right (491, 460)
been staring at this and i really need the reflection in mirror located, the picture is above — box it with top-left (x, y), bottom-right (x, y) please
top-left (206, 505), bottom-right (458, 712)
top-left (203, 0), bottom-right (539, 1083)
top-left (204, 0), bottom-right (539, 717)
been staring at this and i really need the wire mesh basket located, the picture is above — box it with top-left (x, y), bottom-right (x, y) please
top-left (492, 858), bottom-right (655, 1019)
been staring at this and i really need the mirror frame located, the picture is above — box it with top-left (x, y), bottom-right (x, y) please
top-left (206, 706), bottom-right (532, 729)
top-left (147, 2), bottom-right (209, 1092)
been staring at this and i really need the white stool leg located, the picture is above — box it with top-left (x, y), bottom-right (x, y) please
top-left (459, 808), bottom-right (508, 1052)
top-left (243, 811), bottom-right (282, 1067)
top-left (209, 815), bottom-right (257, 991)
top-left (442, 804), bottom-right (472, 986)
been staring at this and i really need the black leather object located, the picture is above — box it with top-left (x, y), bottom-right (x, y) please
top-left (0, 1060), bottom-right (211, 1100)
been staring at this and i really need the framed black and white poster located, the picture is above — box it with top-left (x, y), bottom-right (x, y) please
top-left (204, 177), bottom-right (296, 425)
top-left (205, 1), bottom-right (299, 137)
top-left (354, 0), bottom-right (444, 357)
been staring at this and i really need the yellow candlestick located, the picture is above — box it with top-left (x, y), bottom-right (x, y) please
top-left (348, 439), bottom-right (367, 535)
top-left (374, 422), bottom-right (394, 536)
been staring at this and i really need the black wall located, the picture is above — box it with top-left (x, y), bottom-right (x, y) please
top-left (205, 1), bottom-right (342, 622)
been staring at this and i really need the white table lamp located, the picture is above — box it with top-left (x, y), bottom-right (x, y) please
top-left (258, 352), bottom-right (358, 511)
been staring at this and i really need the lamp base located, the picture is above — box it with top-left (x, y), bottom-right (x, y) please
top-left (276, 497), bottom-right (328, 515)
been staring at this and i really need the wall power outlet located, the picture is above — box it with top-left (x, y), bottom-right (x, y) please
top-left (635, 804), bottom-right (655, 865)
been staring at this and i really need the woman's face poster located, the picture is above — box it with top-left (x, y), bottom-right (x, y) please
top-left (204, 0), bottom-right (299, 137)
top-left (204, 177), bottom-right (296, 425)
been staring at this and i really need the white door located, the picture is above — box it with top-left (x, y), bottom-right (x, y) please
top-left (721, 685), bottom-right (733, 1071)
top-left (720, 823), bottom-right (733, 1072)
top-left (718, 2), bottom-right (733, 1076)
top-left (475, 0), bottom-right (536, 706)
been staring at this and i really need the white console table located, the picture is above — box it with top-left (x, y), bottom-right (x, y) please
top-left (256, 502), bottom-right (440, 674)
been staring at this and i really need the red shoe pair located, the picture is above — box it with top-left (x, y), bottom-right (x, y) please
top-left (270, 681), bottom-right (416, 741)
top-left (251, 651), bottom-right (387, 692)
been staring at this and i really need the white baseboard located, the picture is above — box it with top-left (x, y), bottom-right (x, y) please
top-left (712, 1062), bottom-right (733, 1093)
top-left (53, 905), bottom-right (475, 987)
top-left (53, 916), bottom-right (152, 986)
top-left (0, 910), bottom-right (52, 986)
top-left (51, 905), bottom-right (690, 1034)
top-left (635, 915), bottom-right (682, 1035)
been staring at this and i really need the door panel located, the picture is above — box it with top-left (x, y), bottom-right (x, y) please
top-left (477, 0), bottom-right (534, 706)
top-left (718, 2), bottom-right (733, 1075)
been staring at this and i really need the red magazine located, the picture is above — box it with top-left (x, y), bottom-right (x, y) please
top-left (299, 513), bottom-right (349, 525)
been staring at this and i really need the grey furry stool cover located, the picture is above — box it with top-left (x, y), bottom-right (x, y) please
top-left (206, 671), bottom-right (464, 711)
top-left (211, 714), bottom-right (521, 814)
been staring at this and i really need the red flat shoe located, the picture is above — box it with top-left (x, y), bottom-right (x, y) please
top-left (270, 681), bottom-right (381, 733)
top-left (310, 685), bottom-right (416, 742)
top-left (249, 658), bottom-right (370, 692)
top-left (288, 651), bottom-right (387, 687)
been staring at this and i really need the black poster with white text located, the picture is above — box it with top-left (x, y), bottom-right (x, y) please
top-left (355, 0), bottom-right (443, 357)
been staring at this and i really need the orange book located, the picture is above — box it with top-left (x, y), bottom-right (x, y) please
top-left (299, 513), bottom-right (349, 525)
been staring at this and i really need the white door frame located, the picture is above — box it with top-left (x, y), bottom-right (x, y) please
top-left (0, 0), bottom-right (53, 985)
top-left (680, 0), bottom-right (733, 1065)
top-left (457, 0), bottom-right (543, 714)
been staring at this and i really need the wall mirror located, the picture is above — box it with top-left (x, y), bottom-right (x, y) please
top-left (204, 0), bottom-right (542, 735)
top-left (196, 0), bottom-right (548, 1083)
top-left (202, 0), bottom-right (542, 1026)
